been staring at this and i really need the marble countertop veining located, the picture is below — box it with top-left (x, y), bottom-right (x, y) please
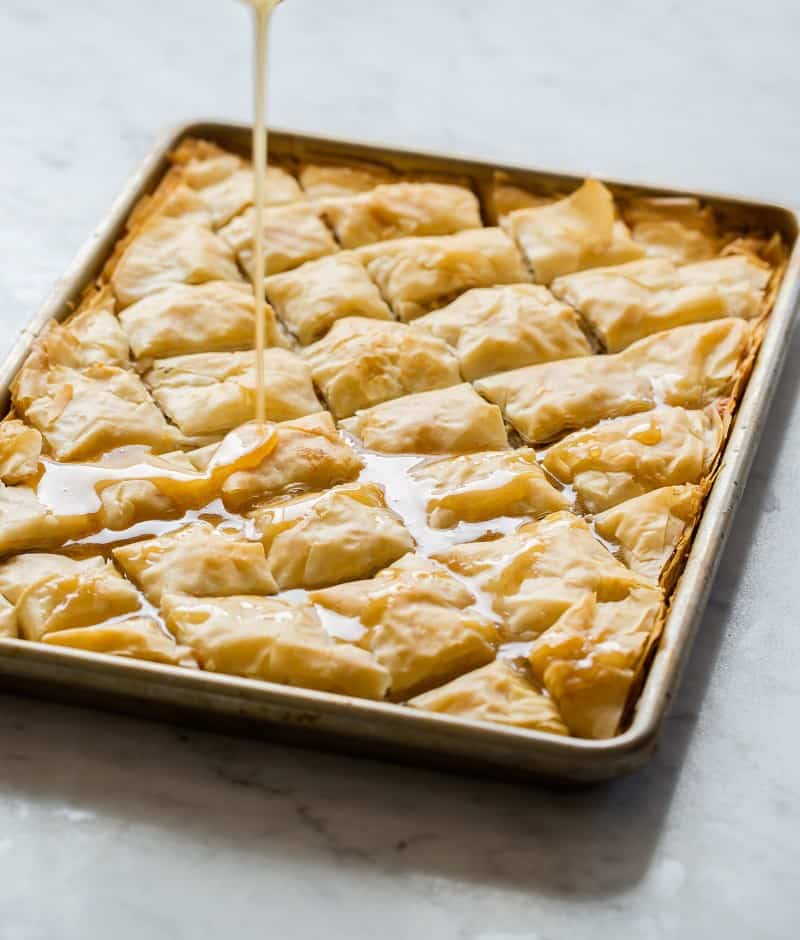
top-left (1, 1), bottom-right (799, 937)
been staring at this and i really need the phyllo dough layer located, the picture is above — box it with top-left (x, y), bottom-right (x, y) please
top-left (542, 406), bottom-right (724, 513)
top-left (120, 281), bottom-right (284, 360)
top-left (195, 411), bottom-right (363, 511)
top-left (410, 659), bottom-right (568, 735)
top-left (251, 482), bottom-right (414, 590)
top-left (415, 284), bottom-right (591, 380)
top-left (111, 217), bottom-right (242, 307)
top-left (506, 179), bottom-right (644, 284)
top-left (529, 591), bottom-right (662, 739)
top-left (265, 252), bottom-right (393, 345)
top-left (42, 616), bottom-right (197, 668)
top-left (320, 182), bottom-right (482, 248)
top-left (112, 522), bottom-right (277, 605)
top-left (0, 554), bottom-right (141, 642)
top-left (551, 254), bottom-right (770, 351)
top-left (434, 511), bottom-right (662, 640)
top-left (35, 289), bottom-right (130, 369)
top-left (594, 484), bottom-right (702, 584)
top-left (0, 485), bottom-right (93, 554)
top-left (310, 555), bottom-right (498, 697)
top-left (357, 228), bottom-right (530, 321)
top-left (622, 196), bottom-right (721, 264)
top-left (173, 139), bottom-right (305, 227)
top-left (342, 383), bottom-right (508, 454)
top-left (409, 449), bottom-right (568, 528)
top-left (298, 159), bottom-right (398, 201)
top-left (476, 318), bottom-right (749, 444)
top-left (143, 348), bottom-right (320, 437)
top-left (482, 172), bottom-right (554, 225)
top-left (161, 592), bottom-right (389, 699)
top-left (304, 316), bottom-right (462, 418)
top-left (0, 420), bottom-right (42, 485)
top-left (13, 354), bottom-right (178, 460)
top-left (0, 596), bottom-right (16, 638)
top-left (220, 203), bottom-right (338, 278)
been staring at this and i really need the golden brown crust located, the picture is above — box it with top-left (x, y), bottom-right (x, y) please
top-left (0, 135), bottom-right (788, 740)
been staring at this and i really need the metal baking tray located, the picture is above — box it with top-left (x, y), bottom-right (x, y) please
top-left (0, 120), bottom-right (797, 783)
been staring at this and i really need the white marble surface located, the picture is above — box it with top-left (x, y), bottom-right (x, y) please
top-left (1, 1), bottom-right (799, 936)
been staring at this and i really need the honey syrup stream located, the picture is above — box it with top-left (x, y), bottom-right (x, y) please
top-left (250, 0), bottom-right (282, 420)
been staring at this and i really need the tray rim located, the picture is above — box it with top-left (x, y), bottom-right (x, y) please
top-left (0, 118), bottom-right (798, 783)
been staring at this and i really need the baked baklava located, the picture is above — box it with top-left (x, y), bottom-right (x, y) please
top-left (0, 137), bottom-right (784, 741)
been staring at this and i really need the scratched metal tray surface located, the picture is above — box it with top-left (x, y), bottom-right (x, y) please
top-left (0, 121), bottom-right (797, 783)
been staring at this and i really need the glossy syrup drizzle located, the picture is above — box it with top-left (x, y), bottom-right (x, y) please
top-left (248, 0), bottom-right (283, 420)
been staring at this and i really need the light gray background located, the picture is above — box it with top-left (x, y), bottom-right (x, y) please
top-left (1, 1), bottom-right (799, 937)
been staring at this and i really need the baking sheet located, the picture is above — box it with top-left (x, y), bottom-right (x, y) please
top-left (0, 121), bottom-right (797, 783)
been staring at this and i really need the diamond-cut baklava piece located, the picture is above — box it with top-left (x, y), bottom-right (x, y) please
top-left (622, 317), bottom-right (750, 407)
top-left (482, 172), bottom-right (554, 225)
top-left (188, 412), bottom-right (362, 511)
top-left (0, 554), bottom-right (141, 642)
top-left (356, 228), bottom-right (530, 322)
top-left (409, 449), bottom-right (568, 528)
top-left (251, 482), bottom-right (414, 590)
top-left (143, 348), bottom-right (319, 437)
top-left (0, 553), bottom-right (101, 603)
top-left (476, 318), bottom-right (749, 444)
top-left (162, 592), bottom-right (389, 698)
top-left (268, 612), bottom-right (390, 699)
top-left (303, 317), bottom-right (461, 419)
top-left (298, 159), bottom-right (398, 201)
top-left (320, 182), bottom-right (482, 248)
top-left (410, 659), bottom-right (568, 735)
top-left (161, 592), bottom-right (287, 678)
top-left (434, 511), bottom-right (662, 639)
top-left (594, 484), bottom-right (703, 584)
top-left (120, 281), bottom-right (285, 360)
top-left (145, 184), bottom-right (212, 226)
top-left (0, 420), bottom-right (41, 485)
top-left (95, 479), bottom-right (178, 532)
top-left (542, 406), bottom-right (724, 513)
top-left (551, 254), bottom-right (770, 351)
top-left (506, 179), bottom-right (644, 284)
top-left (43, 616), bottom-right (197, 668)
top-left (38, 288), bottom-right (129, 369)
top-left (415, 284), bottom-right (591, 380)
top-left (622, 196), bottom-right (721, 264)
top-left (476, 353), bottom-right (651, 445)
top-left (310, 554), bottom-right (498, 697)
top-left (0, 484), bottom-right (92, 554)
top-left (528, 591), bottom-right (662, 739)
top-left (265, 252), bottom-right (393, 345)
top-left (113, 522), bottom-right (277, 605)
top-left (220, 203), bottom-right (338, 278)
top-left (173, 140), bottom-right (305, 227)
top-left (90, 449), bottom-right (199, 531)
top-left (110, 217), bottom-right (242, 308)
top-left (341, 383), bottom-right (508, 454)
top-left (13, 353), bottom-right (179, 460)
